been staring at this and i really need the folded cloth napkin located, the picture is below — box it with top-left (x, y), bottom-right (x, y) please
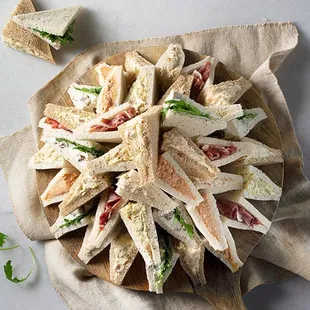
top-left (1, 22), bottom-right (309, 310)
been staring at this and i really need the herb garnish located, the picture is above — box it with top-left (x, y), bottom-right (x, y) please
top-left (4, 247), bottom-right (35, 283)
top-left (74, 86), bottom-right (102, 95)
top-left (56, 138), bottom-right (105, 157)
top-left (32, 21), bottom-right (75, 46)
top-left (156, 237), bottom-right (172, 285)
top-left (237, 112), bottom-right (257, 121)
top-left (59, 212), bottom-right (90, 229)
top-left (173, 208), bottom-right (194, 239)
top-left (162, 99), bottom-right (212, 119)
top-left (0, 232), bottom-right (20, 251)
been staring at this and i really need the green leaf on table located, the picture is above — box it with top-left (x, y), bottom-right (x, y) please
top-left (0, 232), bottom-right (19, 251)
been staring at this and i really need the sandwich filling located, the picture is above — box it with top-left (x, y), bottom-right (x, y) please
top-left (173, 208), bottom-right (194, 239)
top-left (200, 144), bottom-right (238, 161)
top-left (216, 199), bottom-right (261, 228)
top-left (156, 236), bottom-right (172, 286)
top-left (45, 117), bottom-right (72, 132)
top-left (191, 61), bottom-right (211, 98)
top-left (237, 111), bottom-right (257, 121)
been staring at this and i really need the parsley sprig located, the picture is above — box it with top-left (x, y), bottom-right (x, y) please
top-left (59, 212), bottom-right (90, 229)
top-left (74, 86), bottom-right (102, 95)
top-left (173, 208), bottom-right (194, 239)
top-left (0, 232), bottom-right (20, 251)
top-left (56, 138), bottom-right (105, 157)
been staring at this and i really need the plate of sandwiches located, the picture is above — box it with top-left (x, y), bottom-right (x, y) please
top-left (28, 45), bottom-right (283, 294)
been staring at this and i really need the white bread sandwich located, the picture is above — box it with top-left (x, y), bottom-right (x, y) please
top-left (13, 6), bottom-right (81, 50)
top-left (41, 136), bottom-right (106, 172)
top-left (216, 192), bottom-right (271, 234)
top-left (116, 170), bottom-right (178, 213)
top-left (67, 83), bottom-right (101, 111)
top-left (38, 117), bottom-right (73, 139)
top-left (50, 201), bottom-right (94, 239)
top-left (109, 228), bottom-right (139, 285)
top-left (73, 103), bottom-right (136, 143)
top-left (118, 106), bottom-right (161, 183)
top-left (182, 56), bottom-right (218, 99)
top-left (208, 104), bottom-right (243, 122)
top-left (155, 152), bottom-right (203, 205)
top-left (197, 76), bottom-right (252, 106)
top-left (161, 128), bottom-right (219, 182)
top-left (40, 167), bottom-right (80, 207)
top-left (203, 223), bottom-right (243, 272)
top-left (44, 104), bottom-right (96, 131)
top-left (97, 65), bottom-right (128, 113)
top-left (161, 92), bottom-right (226, 137)
top-left (227, 165), bottom-right (282, 201)
top-left (186, 191), bottom-right (227, 251)
top-left (86, 144), bottom-right (135, 176)
top-left (2, 0), bottom-right (54, 63)
top-left (194, 172), bottom-right (243, 194)
top-left (59, 172), bottom-right (111, 216)
top-left (78, 188), bottom-right (126, 264)
top-left (155, 44), bottom-right (185, 93)
top-left (125, 65), bottom-right (157, 114)
top-left (224, 108), bottom-right (267, 140)
top-left (95, 63), bottom-right (113, 86)
top-left (28, 144), bottom-right (71, 169)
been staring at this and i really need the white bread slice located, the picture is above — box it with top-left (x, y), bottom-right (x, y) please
top-left (44, 104), bottom-right (96, 131)
top-left (228, 165), bottom-right (282, 201)
top-left (50, 202), bottom-right (93, 239)
top-left (158, 75), bottom-right (194, 105)
top-left (73, 103), bottom-right (135, 143)
top-left (194, 136), bottom-right (253, 167)
top-left (197, 76), bottom-right (252, 106)
top-left (125, 65), bottom-right (157, 114)
top-left (109, 229), bottom-right (139, 285)
top-left (97, 65), bottom-right (128, 113)
top-left (95, 63), bottom-right (113, 86)
top-left (28, 144), bottom-right (70, 169)
top-left (203, 223), bottom-right (243, 272)
top-left (224, 108), bottom-right (267, 140)
top-left (161, 128), bottom-right (219, 182)
top-left (120, 202), bottom-right (161, 267)
top-left (40, 167), bottom-right (80, 207)
top-left (155, 44), bottom-right (185, 93)
top-left (155, 152), bottom-right (203, 205)
top-left (119, 106), bottom-right (161, 184)
top-left (86, 144), bottom-right (135, 176)
top-left (116, 170), bottom-right (178, 212)
top-left (217, 192), bottom-right (271, 234)
top-left (78, 191), bottom-right (126, 264)
top-left (208, 104), bottom-right (243, 122)
top-left (175, 241), bottom-right (206, 286)
top-left (186, 191), bottom-right (227, 251)
top-left (59, 172), bottom-right (111, 216)
top-left (194, 172), bottom-right (243, 195)
top-left (162, 92), bottom-right (226, 137)
top-left (2, 0), bottom-right (54, 63)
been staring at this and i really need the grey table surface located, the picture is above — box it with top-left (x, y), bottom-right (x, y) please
top-left (0, 0), bottom-right (310, 309)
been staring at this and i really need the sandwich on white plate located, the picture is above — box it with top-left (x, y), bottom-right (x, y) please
top-left (203, 222), bottom-right (243, 273)
top-left (116, 169), bottom-right (178, 213)
top-left (28, 143), bottom-right (71, 169)
top-left (118, 105), bottom-right (162, 183)
top-left (185, 190), bottom-right (227, 251)
top-left (194, 172), bottom-right (243, 194)
top-left (73, 103), bottom-right (137, 143)
top-left (97, 65), bottom-right (128, 113)
top-left (155, 44), bottom-right (185, 93)
top-left (224, 107), bottom-right (267, 140)
top-left (125, 65), bottom-right (157, 114)
top-left (161, 92), bottom-right (227, 137)
top-left (38, 117), bottom-right (73, 139)
top-left (207, 104), bottom-right (243, 122)
top-left (13, 5), bottom-right (81, 50)
top-left (50, 200), bottom-right (94, 239)
top-left (182, 56), bottom-right (219, 99)
top-left (161, 128), bottom-right (219, 183)
top-left (155, 152), bottom-right (203, 206)
top-left (67, 83), bottom-right (102, 111)
top-left (78, 188), bottom-right (126, 264)
top-left (196, 76), bottom-right (252, 106)
top-left (227, 165), bottom-right (282, 201)
top-left (58, 172), bottom-right (111, 216)
top-left (216, 192), bottom-right (271, 234)
top-left (85, 143), bottom-right (135, 176)
top-left (40, 167), bottom-right (80, 207)
top-left (109, 227), bottom-right (139, 285)
top-left (41, 135), bottom-right (106, 172)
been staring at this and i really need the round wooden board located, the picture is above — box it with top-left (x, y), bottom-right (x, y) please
top-left (36, 46), bottom-right (283, 297)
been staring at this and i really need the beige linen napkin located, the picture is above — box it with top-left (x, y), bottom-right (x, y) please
top-left (1, 22), bottom-right (309, 309)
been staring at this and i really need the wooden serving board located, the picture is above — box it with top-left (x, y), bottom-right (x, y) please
top-left (36, 46), bottom-right (283, 308)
